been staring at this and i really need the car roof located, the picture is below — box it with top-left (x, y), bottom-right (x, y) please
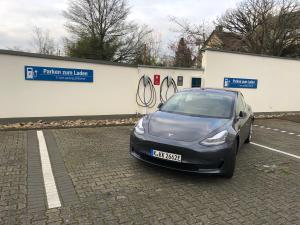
top-left (180, 88), bottom-right (240, 96)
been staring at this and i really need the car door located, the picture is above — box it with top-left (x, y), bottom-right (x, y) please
top-left (235, 93), bottom-right (249, 143)
top-left (240, 95), bottom-right (252, 138)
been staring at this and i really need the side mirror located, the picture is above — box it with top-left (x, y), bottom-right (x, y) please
top-left (157, 103), bottom-right (163, 109)
top-left (239, 111), bottom-right (247, 118)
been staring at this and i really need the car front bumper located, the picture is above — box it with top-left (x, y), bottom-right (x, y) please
top-left (130, 132), bottom-right (235, 174)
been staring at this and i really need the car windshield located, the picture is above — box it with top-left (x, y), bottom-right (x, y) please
top-left (160, 91), bottom-right (234, 118)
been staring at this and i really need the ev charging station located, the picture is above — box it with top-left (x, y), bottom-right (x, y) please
top-left (136, 73), bottom-right (179, 115)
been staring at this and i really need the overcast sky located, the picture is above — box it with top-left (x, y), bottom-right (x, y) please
top-left (0, 0), bottom-right (242, 51)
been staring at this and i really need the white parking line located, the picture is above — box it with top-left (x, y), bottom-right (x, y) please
top-left (254, 125), bottom-right (300, 136)
top-left (37, 131), bottom-right (61, 209)
top-left (251, 142), bottom-right (300, 160)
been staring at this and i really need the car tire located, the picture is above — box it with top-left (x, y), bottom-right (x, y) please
top-left (223, 141), bottom-right (237, 179)
top-left (245, 122), bottom-right (253, 143)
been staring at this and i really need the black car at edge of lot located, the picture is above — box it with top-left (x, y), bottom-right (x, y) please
top-left (130, 88), bottom-right (254, 178)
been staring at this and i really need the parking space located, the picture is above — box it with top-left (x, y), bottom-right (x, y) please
top-left (253, 119), bottom-right (300, 156)
top-left (254, 118), bottom-right (300, 136)
top-left (0, 119), bottom-right (299, 224)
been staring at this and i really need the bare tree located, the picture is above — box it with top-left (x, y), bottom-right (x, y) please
top-left (170, 17), bottom-right (212, 49)
top-left (114, 25), bottom-right (153, 62)
top-left (31, 26), bottom-right (56, 55)
top-left (218, 0), bottom-right (300, 57)
top-left (170, 17), bottom-right (213, 67)
top-left (145, 32), bottom-right (163, 64)
top-left (134, 32), bottom-right (163, 65)
top-left (64, 0), bottom-right (151, 63)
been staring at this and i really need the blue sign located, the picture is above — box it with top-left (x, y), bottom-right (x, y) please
top-left (25, 66), bottom-right (93, 83)
top-left (224, 77), bottom-right (258, 89)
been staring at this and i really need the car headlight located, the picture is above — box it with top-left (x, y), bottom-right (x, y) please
top-left (200, 130), bottom-right (228, 146)
top-left (134, 118), bottom-right (144, 135)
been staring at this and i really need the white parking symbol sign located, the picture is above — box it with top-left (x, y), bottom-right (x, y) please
top-left (224, 79), bottom-right (229, 87)
top-left (26, 67), bottom-right (34, 79)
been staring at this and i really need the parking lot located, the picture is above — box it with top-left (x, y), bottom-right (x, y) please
top-left (0, 118), bottom-right (299, 225)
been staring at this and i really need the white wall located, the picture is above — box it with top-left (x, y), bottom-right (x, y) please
top-left (202, 50), bottom-right (300, 112)
top-left (0, 52), bottom-right (203, 119)
top-left (2, 49), bottom-right (298, 119)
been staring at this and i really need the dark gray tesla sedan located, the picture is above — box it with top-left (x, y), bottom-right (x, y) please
top-left (130, 88), bottom-right (254, 178)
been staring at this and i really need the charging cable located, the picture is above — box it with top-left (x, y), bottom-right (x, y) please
top-left (136, 75), bottom-right (157, 108)
top-left (160, 76), bottom-right (178, 103)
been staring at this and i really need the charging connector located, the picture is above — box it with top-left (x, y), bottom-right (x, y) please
top-left (160, 76), bottom-right (178, 103)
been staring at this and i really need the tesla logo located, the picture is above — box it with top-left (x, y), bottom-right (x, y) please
top-left (168, 133), bottom-right (174, 137)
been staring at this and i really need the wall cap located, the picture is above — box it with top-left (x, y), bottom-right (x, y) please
top-left (0, 49), bottom-right (204, 71)
top-left (203, 48), bottom-right (300, 62)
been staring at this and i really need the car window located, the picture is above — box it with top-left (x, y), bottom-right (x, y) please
top-left (161, 91), bottom-right (234, 118)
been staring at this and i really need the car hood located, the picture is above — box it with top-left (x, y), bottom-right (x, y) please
top-left (148, 111), bottom-right (229, 142)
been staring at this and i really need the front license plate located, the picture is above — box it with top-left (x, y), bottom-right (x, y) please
top-left (150, 149), bottom-right (182, 162)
